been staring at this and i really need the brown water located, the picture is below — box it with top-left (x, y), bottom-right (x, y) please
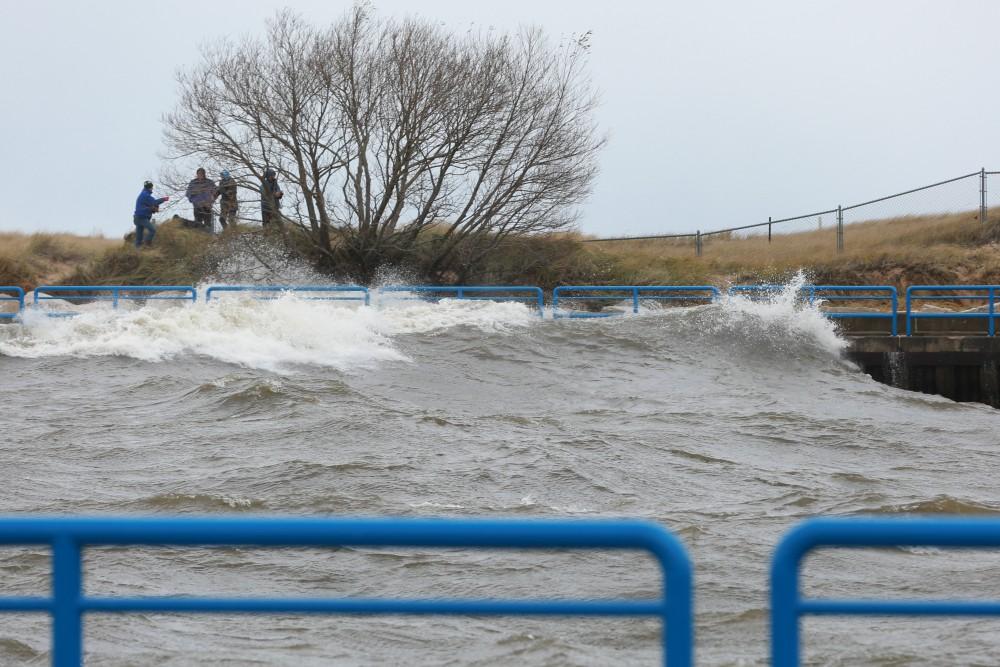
top-left (1, 290), bottom-right (999, 665)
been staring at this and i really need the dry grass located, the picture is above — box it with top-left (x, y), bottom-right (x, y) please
top-left (0, 232), bottom-right (118, 288)
top-left (588, 208), bottom-right (1000, 289)
top-left (3, 208), bottom-right (1000, 292)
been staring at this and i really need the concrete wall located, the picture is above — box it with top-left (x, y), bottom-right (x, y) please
top-left (846, 336), bottom-right (1000, 407)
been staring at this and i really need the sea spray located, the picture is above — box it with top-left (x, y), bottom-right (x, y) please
top-left (710, 273), bottom-right (847, 358)
top-left (206, 233), bottom-right (330, 285)
top-left (637, 272), bottom-right (848, 360)
top-left (0, 293), bottom-right (536, 372)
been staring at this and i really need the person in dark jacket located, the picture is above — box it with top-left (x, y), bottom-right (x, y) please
top-left (133, 181), bottom-right (169, 248)
top-left (217, 170), bottom-right (238, 230)
top-left (260, 168), bottom-right (283, 227)
top-left (186, 168), bottom-right (217, 231)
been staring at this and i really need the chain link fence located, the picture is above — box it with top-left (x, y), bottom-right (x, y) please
top-left (586, 169), bottom-right (997, 258)
top-left (988, 170), bottom-right (1000, 217)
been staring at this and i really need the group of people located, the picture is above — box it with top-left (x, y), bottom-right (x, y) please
top-left (131, 168), bottom-right (284, 248)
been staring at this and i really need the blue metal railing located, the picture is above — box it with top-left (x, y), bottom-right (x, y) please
top-left (552, 286), bottom-right (720, 319)
top-left (771, 517), bottom-right (1000, 667)
top-left (0, 516), bottom-right (692, 667)
top-left (379, 286), bottom-right (545, 316)
top-left (0, 286), bottom-right (25, 320)
top-left (905, 286), bottom-right (1000, 336)
top-left (204, 285), bottom-right (370, 305)
top-left (7, 514), bottom-right (1000, 664)
top-left (24, 283), bottom-right (1000, 338)
top-left (729, 285), bottom-right (899, 335)
top-left (32, 286), bottom-right (197, 317)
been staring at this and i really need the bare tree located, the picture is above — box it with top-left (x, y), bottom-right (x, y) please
top-left (164, 7), bottom-right (604, 281)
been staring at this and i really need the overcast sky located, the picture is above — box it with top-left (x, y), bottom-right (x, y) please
top-left (1, 0), bottom-right (997, 238)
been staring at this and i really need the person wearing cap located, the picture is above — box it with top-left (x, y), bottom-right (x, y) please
top-left (217, 170), bottom-right (238, 230)
top-left (260, 168), bottom-right (283, 227)
top-left (133, 181), bottom-right (169, 248)
top-left (185, 167), bottom-right (217, 231)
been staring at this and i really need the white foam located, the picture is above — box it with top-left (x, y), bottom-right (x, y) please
top-left (377, 297), bottom-right (536, 334)
top-left (0, 291), bottom-right (536, 373)
top-left (716, 272), bottom-right (848, 356)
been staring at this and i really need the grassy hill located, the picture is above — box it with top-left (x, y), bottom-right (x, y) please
top-left (2, 208), bottom-right (999, 291)
top-left (584, 208), bottom-right (1000, 290)
top-left (0, 232), bottom-right (118, 289)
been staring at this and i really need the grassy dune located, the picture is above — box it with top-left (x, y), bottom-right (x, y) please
top-left (2, 209), bottom-right (1000, 291)
top-left (0, 232), bottom-right (118, 289)
top-left (587, 208), bottom-right (1000, 289)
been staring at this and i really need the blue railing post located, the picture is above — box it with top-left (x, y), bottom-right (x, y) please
top-left (633, 287), bottom-right (640, 314)
top-left (770, 530), bottom-right (805, 667)
top-left (112, 288), bottom-right (119, 310)
top-left (906, 287), bottom-right (914, 336)
top-left (891, 289), bottom-right (898, 336)
top-left (663, 541), bottom-right (694, 667)
top-left (990, 287), bottom-right (996, 337)
top-left (52, 534), bottom-right (82, 667)
top-left (0, 287), bottom-right (25, 321)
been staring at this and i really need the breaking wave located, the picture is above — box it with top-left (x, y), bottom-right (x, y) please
top-left (0, 278), bottom-right (846, 372)
top-left (0, 293), bottom-right (536, 373)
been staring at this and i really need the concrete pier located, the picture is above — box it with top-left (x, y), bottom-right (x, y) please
top-left (839, 313), bottom-right (1000, 407)
top-left (845, 336), bottom-right (1000, 407)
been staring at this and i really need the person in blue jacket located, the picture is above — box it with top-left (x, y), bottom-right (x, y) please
top-left (133, 181), bottom-right (169, 248)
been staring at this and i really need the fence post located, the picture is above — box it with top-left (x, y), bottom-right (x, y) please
top-left (990, 287), bottom-right (995, 337)
top-left (696, 230), bottom-right (702, 257)
top-left (52, 534), bottom-right (83, 667)
top-left (768, 216), bottom-right (772, 243)
top-left (982, 167), bottom-right (988, 223)
top-left (836, 206), bottom-right (844, 253)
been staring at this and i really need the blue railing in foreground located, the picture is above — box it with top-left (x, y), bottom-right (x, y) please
top-left (380, 286), bottom-right (545, 315)
top-left (906, 286), bottom-right (999, 336)
top-left (0, 286), bottom-right (24, 320)
top-left (0, 516), bottom-right (692, 667)
top-left (729, 285), bottom-right (899, 335)
top-left (33, 286), bottom-right (197, 317)
top-left (771, 517), bottom-right (1000, 667)
top-left (552, 286), bottom-right (720, 319)
top-left (204, 285), bottom-right (370, 305)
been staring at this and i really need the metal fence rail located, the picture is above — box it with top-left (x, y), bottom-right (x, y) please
top-left (771, 517), bottom-right (1000, 667)
top-left (380, 286), bottom-right (545, 315)
top-left (584, 168), bottom-right (994, 255)
top-left (20, 283), bottom-right (1000, 337)
top-left (729, 285), bottom-right (898, 335)
top-left (0, 516), bottom-right (693, 667)
top-left (0, 286), bottom-right (24, 320)
top-left (204, 285), bottom-right (370, 305)
top-left (32, 286), bottom-right (197, 317)
top-left (552, 286), bottom-right (720, 319)
top-left (905, 285), bottom-right (999, 336)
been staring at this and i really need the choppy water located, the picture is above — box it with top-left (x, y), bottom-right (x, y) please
top-left (1, 287), bottom-right (999, 665)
